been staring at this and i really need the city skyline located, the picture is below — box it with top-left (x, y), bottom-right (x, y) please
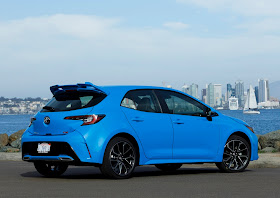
top-left (1, 77), bottom-right (279, 114)
top-left (0, 78), bottom-right (279, 99)
top-left (180, 78), bottom-right (279, 109)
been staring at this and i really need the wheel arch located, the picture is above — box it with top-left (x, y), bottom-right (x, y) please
top-left (104, 132), bottom-right (141, 165)
top-left (215, 130), bottom-right (255, 162)
top-left (229, 131), bottom-right (251, 149)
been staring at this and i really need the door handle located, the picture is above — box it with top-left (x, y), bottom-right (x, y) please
top-left (131, 117), bottom-right (144, 122)
top-left (173, 119), bottom-right (184, 124)
top-left (173, 122), bottom-right (184, 125)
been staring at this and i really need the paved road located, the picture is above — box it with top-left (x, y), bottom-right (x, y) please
top-left (0, 161), bottom-right (279, 198)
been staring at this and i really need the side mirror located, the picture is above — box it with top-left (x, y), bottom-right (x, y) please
top-left (206, 109), bottom-right (213, 121)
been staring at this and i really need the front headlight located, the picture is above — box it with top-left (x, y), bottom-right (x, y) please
top-left (245, 125), bottom-right (254, 133)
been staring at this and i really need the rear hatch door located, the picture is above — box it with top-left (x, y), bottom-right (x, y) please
top-left (32, 83), bottom-right (107, 135)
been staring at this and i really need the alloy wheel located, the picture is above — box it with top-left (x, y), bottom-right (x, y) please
top-left (223, 139), bottom-right (249, 171)
top-left (109, 141), bottom-right (136, 177)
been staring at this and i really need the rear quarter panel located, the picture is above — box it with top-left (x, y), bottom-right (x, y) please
top-left (77, 90), bottom-right (149, 165)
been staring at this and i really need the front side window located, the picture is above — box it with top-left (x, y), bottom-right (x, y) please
top-left (121, 90), bottom-right (161, 113)
top-left (157, 90), bottom-right (206, 116)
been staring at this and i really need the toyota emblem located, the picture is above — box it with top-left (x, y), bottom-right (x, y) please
top-left (44, 116), bottom-right (51, 125)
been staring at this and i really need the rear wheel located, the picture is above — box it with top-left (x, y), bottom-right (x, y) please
top-left (100, 137), bottom-right (137, 179)
top-left (34, 162), bottom-right (68, 177)
top-left (216, 135), bottom-right (251, 173)
top-left (155, 163), bottom-right (182, 172)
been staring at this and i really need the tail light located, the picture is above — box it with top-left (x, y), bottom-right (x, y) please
top-left (29, 117), bottom-right (36, 127)
top-left (64, 114), bottom-right (106, 125)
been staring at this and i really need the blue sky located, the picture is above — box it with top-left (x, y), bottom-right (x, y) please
top-left (0, 0), bottom-right (280, 97)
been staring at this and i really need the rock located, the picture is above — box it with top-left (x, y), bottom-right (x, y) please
top-left (6, 147), bottom-right (20, 153)
top-left (8, 129), bottom-right (25, 144)
top-left (274, 141), bottom-right (280, 152)
top-left (261, 147), bottom-right (275, 153)
top-left (258, 130), bottom-right (280, 149)
top-left (0, 146), bottom-right (20, 152)
top-left (11, 138), bottom-right (21, 149)
top-left (258, 142), bottom-right (261, 150)
top-left (0, 146), bottom-right (12, 152)
top-left (258, 136), bottom-right (269, 149)
top-left (0, 134), bottom-right (9, 147)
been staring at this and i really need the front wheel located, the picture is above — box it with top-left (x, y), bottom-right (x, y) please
top-left (216, 135), bottom-right (251, 173)
top-left (34, 162), bottom-right (68, 177)
top-left (100, 137), bottom-right (137, 179)
top-left (155, 163), bottom-right (182, 172)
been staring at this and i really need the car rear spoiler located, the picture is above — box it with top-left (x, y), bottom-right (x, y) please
top-left (50, 82), bottom-right (108, 96)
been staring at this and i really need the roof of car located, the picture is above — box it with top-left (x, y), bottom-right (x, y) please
top-left (100, 85), bottom-right (175, 92)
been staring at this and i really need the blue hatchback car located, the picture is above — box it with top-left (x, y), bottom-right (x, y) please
top-left (22, 82), bottom-right (258, 179)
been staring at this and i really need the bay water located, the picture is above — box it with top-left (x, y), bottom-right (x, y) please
top-left (0, 109), bottom-right (279, 136)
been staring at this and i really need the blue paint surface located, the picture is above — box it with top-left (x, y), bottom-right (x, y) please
top-left (20, 85), bottom-right (259, 165)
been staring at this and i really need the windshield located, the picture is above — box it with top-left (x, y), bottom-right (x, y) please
top-left (41, 91), bottom-right (106, 112)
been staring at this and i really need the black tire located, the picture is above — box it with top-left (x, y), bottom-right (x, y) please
top-left (34, 162), bottom-right (68, 177)
top-left (155, 163), bottom-right (182, 172)
top-left (100, 137), bottom-right (137, 179)
top-left (216, 135), bottom-right (251, 173)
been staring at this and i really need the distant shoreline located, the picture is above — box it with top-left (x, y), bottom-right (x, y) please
top-left (0, 114), bottom-right (34, 116)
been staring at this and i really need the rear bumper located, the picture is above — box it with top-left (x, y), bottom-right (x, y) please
top-left (22, 130), bottom-right (92, 164)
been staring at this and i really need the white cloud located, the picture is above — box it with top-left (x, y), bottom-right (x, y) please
top-left (176, 0), bottom-right (280, 16)
top-left (0, 14), bottom-right (280, 97)
top-left (0, 14), bottom-right (120, 41)
top-left (163, 22), bottom-right (190, 30)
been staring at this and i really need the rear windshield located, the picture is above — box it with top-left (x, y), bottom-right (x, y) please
top-left (41, 91), bottom-right (106, 112)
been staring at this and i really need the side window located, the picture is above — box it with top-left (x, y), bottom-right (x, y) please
top-left (157, 90), bottom-right (206, 116)
top-left (121, 90), bottom-right (161, 113)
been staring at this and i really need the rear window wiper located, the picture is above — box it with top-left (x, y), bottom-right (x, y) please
top-left (43, 106), bottom-right (56, 112)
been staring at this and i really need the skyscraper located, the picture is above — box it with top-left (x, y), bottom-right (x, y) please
top-left (226, 83), bottom-right (232, 101)
top-left (182, 84), bottom-right (198, 99)
top-left (214, 84), bottom-right (222, 107)
top-left (182, 84), bottom-right (190, 95)
top-left (201, 89), bottom-right (207, 103)
top-left (206, 83), bottom-right (215, 107)
top-left (189, 83), bottom-right (199, 99)
top-left (231, 88), bottom-right (236, 97)
top-left (255, 86), bottom-right (259, 103)
top-left (235, 80), bottom-right (245, 108)
top-left (258, 79), bottom-right (270, 103)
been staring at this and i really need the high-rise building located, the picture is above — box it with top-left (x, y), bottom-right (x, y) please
top-left (231, 88), bottom-right (236, 97)
top-left (255, 86), bottom-right (259, 103)
top-left (258, 79), bottom-right (270, 103)
top-left (182, 84), bottom-right (198, 99)
top-left (189, 83), bottom-right (199, 99)
top-left (182, 84), bottom-right (190, 95)
top-left (201, 89), bottom-right (207, 103)
top-left (214, 84), bottom-right (222, 107)
top-left (206, 83), bottom-right (215, 107)
top-left (235, 80), bottom-right (245, 108)
top-left (226, 83), bottom-right (232, 101)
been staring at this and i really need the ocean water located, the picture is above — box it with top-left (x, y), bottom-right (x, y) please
top-left (219, 109), bottom-right (280, 135)
top-left (0, 114), bottom-right (33, 136)
top-left (0, 109), bottom-right (279, 136)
